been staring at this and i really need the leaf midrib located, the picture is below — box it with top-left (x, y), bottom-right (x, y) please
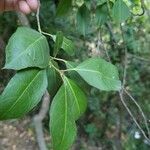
top-left (75, 68), bottom-right (118, 81)
top-left (1, 71), bottom-right (42, 118)
top-left (6, 36), bottom-right (45, 66)
top-left (59, 85), bottom-right (68, 146)
top-left (64, 77), bottom-right (81, 117)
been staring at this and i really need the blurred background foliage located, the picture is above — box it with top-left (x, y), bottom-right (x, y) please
top-left (0, 0), bottom-right (150, 149)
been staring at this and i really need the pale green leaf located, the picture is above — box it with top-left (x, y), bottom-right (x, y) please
top-left (4, 27), bottom-right (50, 70)
top-left (52, 35), bottom-right (75, 56)
top-left (112, 0), bottom-right (130, 23)
top-left (0, 69), bottom-right (47, 120)
top-left (62, 37), bottom-right (75, 56)
top-left (75, 57), bottom-right (121, 91)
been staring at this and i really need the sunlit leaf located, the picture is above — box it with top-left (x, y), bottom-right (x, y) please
top-left (4, 27), bottom-right (50, 70)
top-left (75, 57), bottom-right (121, 91)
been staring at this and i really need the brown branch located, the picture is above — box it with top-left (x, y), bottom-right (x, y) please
top-left (102, 22), bottom-right (150, 142)
top-left (33, 91), bottom-right (50, 150)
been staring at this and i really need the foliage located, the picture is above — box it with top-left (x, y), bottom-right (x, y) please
top-left (0, 0), bottom-right (150, 149)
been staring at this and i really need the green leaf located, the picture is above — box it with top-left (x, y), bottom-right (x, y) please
top-left (76, 4), bottom-right (91, 36)
top-left (50, 77), bottom-right (87, 150)
top-left (62, 37), bottom-right (75, 56)
top-left (4, 27), bottom-right (50, 70)
top-left (96, 3), bottom-right (109, 26)
top-left (53, 31), bottom-right (64, 57)
top-left (50, 85), bottom-right (76, 150)
top-left (112, 0), bottom-right (130, 23)
top-left (52, 35), bottom-right (75, 56)
top-left (56, 0), bottom-right (72, 16)
top-left (66, 61), bottom-right (91, 92)
top-left (63, 77), bottom-right (87, 120)
top-left (74, 57), bottom-right (121, 91)
top-left (47, 61), bottom-right (62, 97)
top-left (0, 69), bottom-right (47, 120)
top-left (97, 0), bottom-right (107, 5)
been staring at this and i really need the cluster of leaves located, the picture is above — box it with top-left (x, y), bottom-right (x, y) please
top-left (0, 26), bottom-right (121, 150)
top-left (0, 0), bottom-right (149, 149)
top-left (55, 0), bottom-right (141, 36)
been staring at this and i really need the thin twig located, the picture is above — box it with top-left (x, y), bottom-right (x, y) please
top-left (100, 24), bottom-right (150, 142)
top-left (128, 53), bottom-right (150, 63)
top-left (36, 0), bottom-right (42, 33)
top-left (124, 88), bottom-right (150, 138)
top-left (119, 91), bottom-right (150, 142)
top-left (120, 24), bottom-right (128, 88)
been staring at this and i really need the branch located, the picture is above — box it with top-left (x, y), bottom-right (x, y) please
top-left (100, 24), bottom-right (150, 142)
top-left (36, 0), bottom-right (42, 33)
top-left (33, 91), bottom-right (50, 150)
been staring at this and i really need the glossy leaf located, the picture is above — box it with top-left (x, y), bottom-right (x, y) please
top-left (76, 4), bottom-right (91, 36)
top-left (0, 69), bottom-right (47, 120)
top-left (75, 57), bottom-right (121, 91)
top-left (112, 0), bottom-right (130, 23)
top-left (50, 77), bottom-right (87, 150)
top-left (56, 0), bottom-right (72, 16)
top-left (4, 27), bottom-right (50, 70)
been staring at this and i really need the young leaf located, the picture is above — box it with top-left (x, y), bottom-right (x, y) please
top-left (50, 78), bottom-right (87, 150)
top-left (4, 27), bottom-right (50, 70)
top-left (0, 69), bottom-right (47, 120)
top-left (112, 0), bottom-right (130, 23)
top-left (53, 31), bottom-right (64, 57)
top-left (74, 57), bottom-right (121, 91)
top-left (62, 37), bottom-right (75, 56)
top-left (51, 35), bottom-right (75, 56)
top-left (76, 4), bottom-right (91, 36)
top-left (56, 0), bottom-right (72, 16)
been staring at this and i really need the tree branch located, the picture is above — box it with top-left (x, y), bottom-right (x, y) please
top-left (33, 91), bottom-right (50, 150)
